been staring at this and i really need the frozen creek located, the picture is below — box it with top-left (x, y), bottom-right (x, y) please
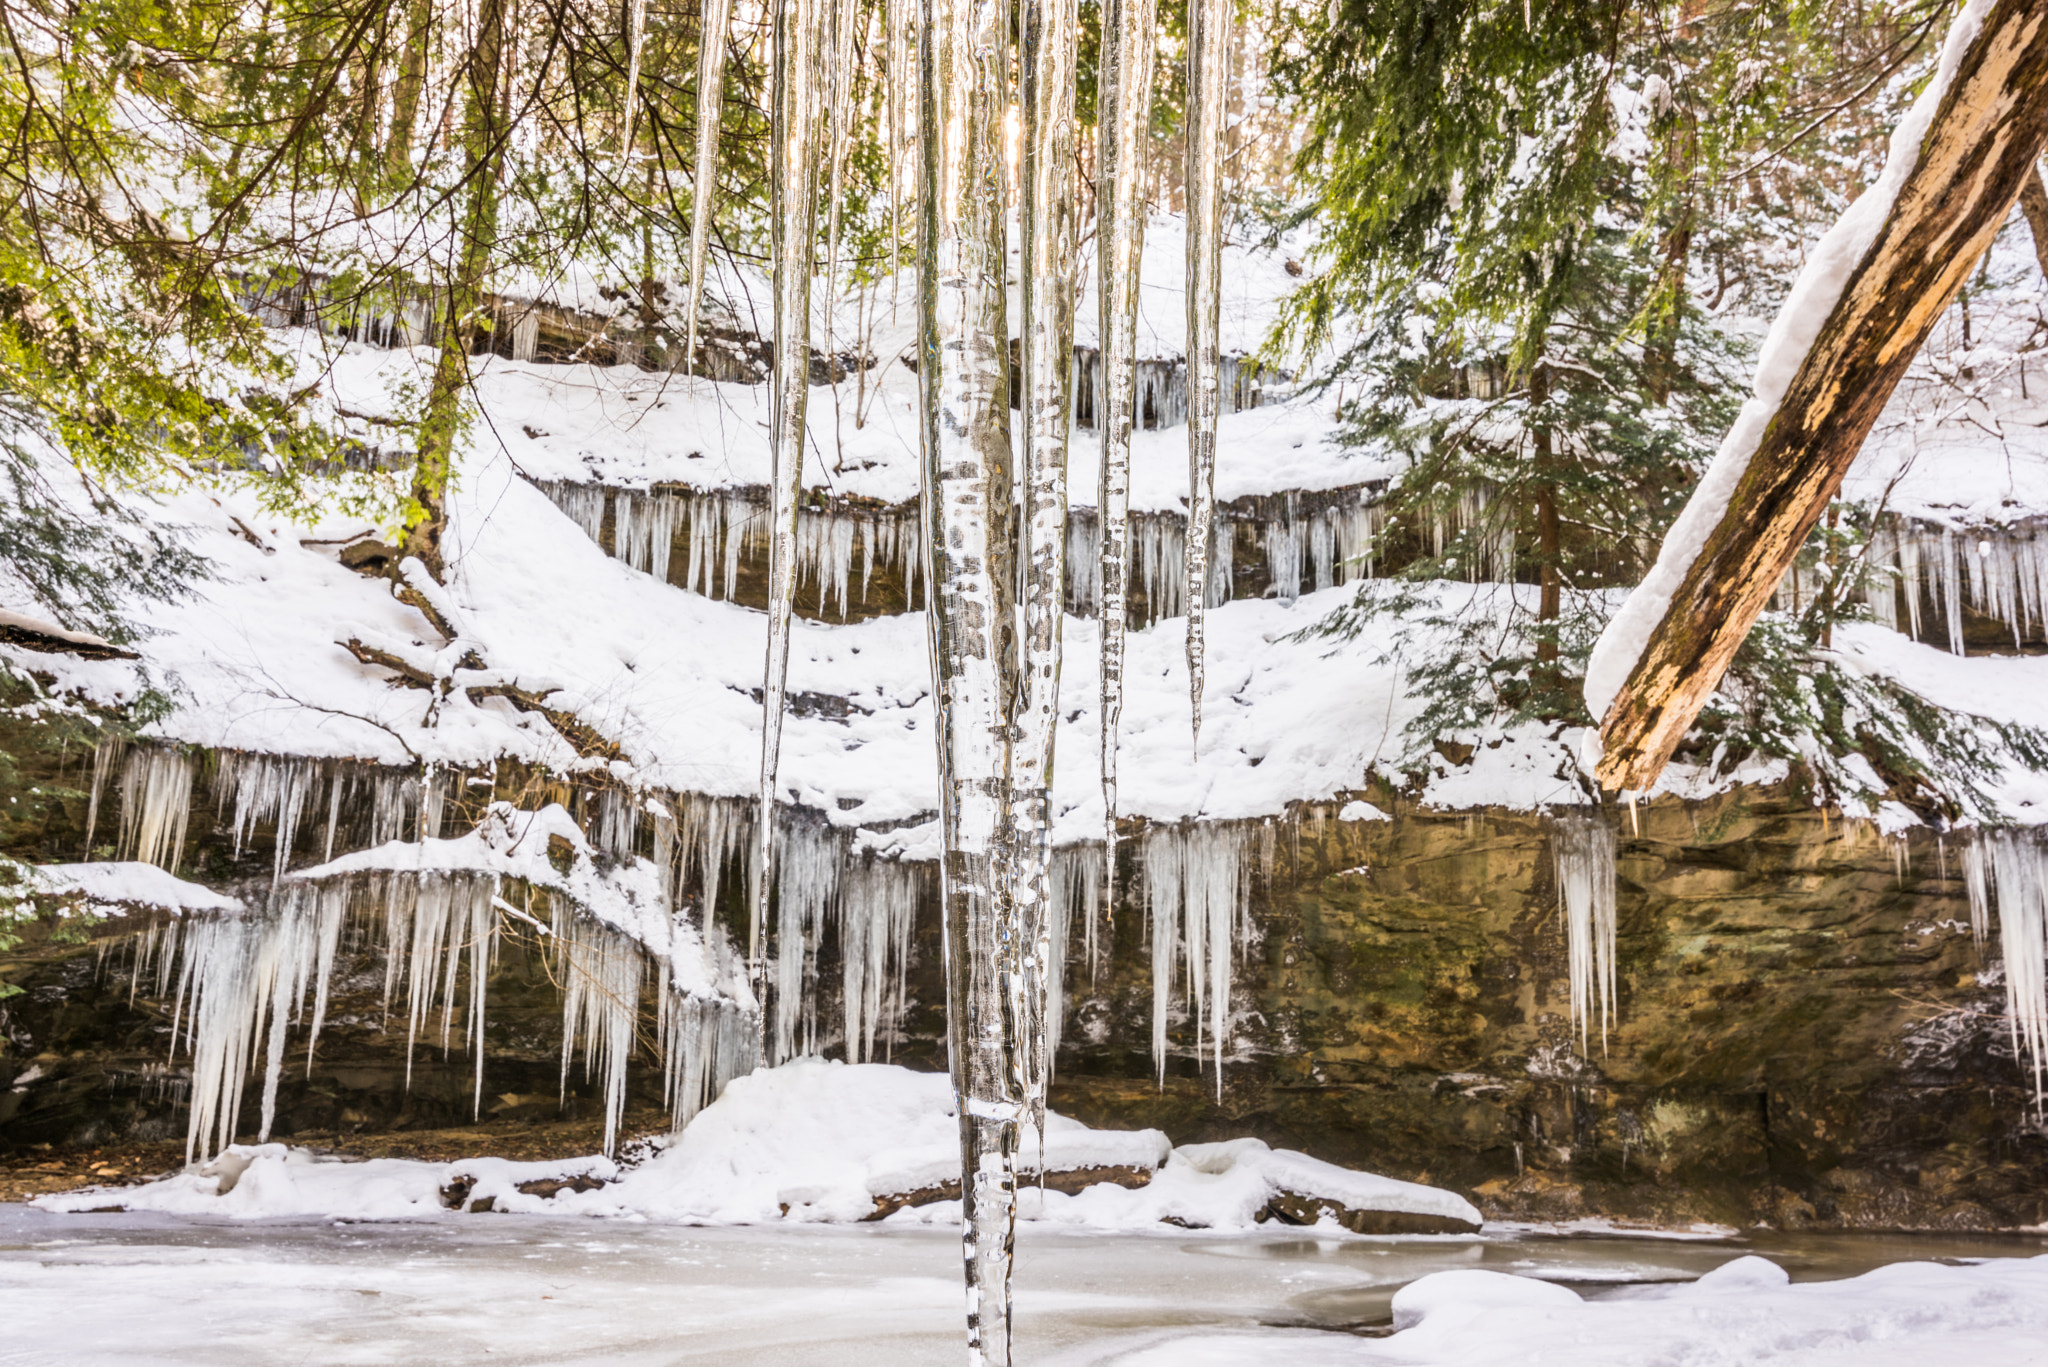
top-left (4, 1208), bottom-right (2047, 1366)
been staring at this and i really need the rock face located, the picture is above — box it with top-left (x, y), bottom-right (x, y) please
top-left (1037, 786), bottom-right (2048, 1232)
top-left (5, 780), bottom-right (2045, 1231)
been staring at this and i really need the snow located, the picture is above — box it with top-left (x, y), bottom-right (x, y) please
top-left (34, 1058), bottom-right (1483, 1233)
top-left (1585, 0), bottom-right (1997, 728)
top-left (0, 607), bottom-right (120, 652)
top-left (1104, 1256), bottom-right (2048, 1366)
top-left (26, 861), bottom-right (243, 915)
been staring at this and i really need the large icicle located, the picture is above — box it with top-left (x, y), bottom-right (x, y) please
top-left (772, 820), bottom-right (839, 1061)
top-left (918, 0), bottom-right (1021, 1348)
top-left (1095, 0), bottom-right (1157, 893)
top-left (1962, 830), bottom-right (2048, 1113)
top-left (683, 0), bottom-right (734, 371)
top-left (1014, 0), bottom-right (1078, 1146)
top-left (838, 857), bottom-right (923, 1062)
top-left (1550, 812), bottom-right (1619, 1053)
top-left (756, 0), bottom-right (830, 995)
top-left (118, 746), bottom-right (194, 872)
top-left (620, 0), bottom-right (649, 158)
top-left (556, 909), bottom-right (644, 1156)
top-left (1182, 0), bottom-right (1228, 744)
top-left (1142, 823), bottom-right (1245, 1094)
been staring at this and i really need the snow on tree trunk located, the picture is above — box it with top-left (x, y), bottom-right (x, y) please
top-left (919, 0), bottom-right (1022, 1350)
top-left (683, 0), bottom-right (732, 371)
top-left (1585, 0), bottom-right (2048, 793)
top-left (756, 0), bottom-right (830, 992)
top-left (1095, 0), bottom-right (1158, 905)
top-left (1182, 0), bottom-right (1229, 745)
top-left (1014, 0), bottom-right (1078, 1143)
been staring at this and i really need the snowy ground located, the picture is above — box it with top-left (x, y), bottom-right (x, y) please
top-left (4, 1208), bottom-right (2044, 1366)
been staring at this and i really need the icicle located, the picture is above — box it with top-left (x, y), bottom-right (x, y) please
top-left (839, 857), bottom-right (923, 1062)
top-left (683, 0), bottom-right (734, 373)
top-left (1183, 0), bottom-right (1228, 745)
top-left (822, 0), bottom-right (861, 346)
top-left (1551, 811), bottom-right (1619, 1054)
top-left (658, 985), bottom-right (757, 1129)
top-left (538, 480), bottom-right (608, 540)
top-left (1962, 829), bottom-right (2048, 1112)
top-left (1096, 0), bottom-right (1157, 944)
top-left (82, 736), bottom-right (120, 857)
top-left (176, 915), bottom-right (262, 1164)
top-left (920, 0), bottom-right (1022, 1347)
top-left (613, 490), bottom-right (683, 581)
top-left (755, 0), bottom-right (831, 997)
top-left (1140, 824), bottom-right (1245, 1093)
top-left (118, 746), bottom-right (194, 872)
top-left (1015, 0), bottom-right (1078, 1145)
top-left (620, 0), bottom-right (649, 159)
top-left (771, 820), bottom-right (838, 1061)
top-left (217, 752), bottom-right (318, 882)
top-left (556, 910), bottom-right (643, 1156)
top-left (1052, 842), bottom-right (1102, 988)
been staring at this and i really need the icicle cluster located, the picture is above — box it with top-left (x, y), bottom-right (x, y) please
top-left (1550, 812), bottom-right (1619, 1053)
top-left (1962, 830), bottom-right (2048, 1112)
top-left (117, 747), bottom-right (194, 871)
top-left (539, 481), bottom-right (925, 618)
top-left (1857, 517), bottom-right (2048, 654)
top-left (1140, 823), bottom-right (1265, 1094)
top-left (555, 908), bottom-right (643, 1155)
top-left (145, 866), bottom-right (760, 1164)
top-left (543, 479), bottom-right (1384, 626)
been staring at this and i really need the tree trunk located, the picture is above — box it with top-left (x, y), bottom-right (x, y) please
top-left (2019, 159), bottom-right (2048, 281)
top-left (405, 0), bottom-right (508, 579)
top-left (384, 0), bottom-right (437, 185)
top-left (1588, 0), bottom-right (2048, 794)
top-left (1532, 363), bottom-right (1560, 668)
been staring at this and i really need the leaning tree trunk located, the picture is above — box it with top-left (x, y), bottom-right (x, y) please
top-left (1585, 0), bottom-right (2048, 794)
top-left (406, 0), bottom-right (508, 580)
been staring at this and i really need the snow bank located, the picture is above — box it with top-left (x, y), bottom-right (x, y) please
top-left (1106, 1254), bottom-right (2048, 1365)
top-left (33, 1060), bottom-right (1478, 1233)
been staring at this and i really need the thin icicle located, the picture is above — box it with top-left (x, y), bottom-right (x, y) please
top-left (620, 0), bottom-right (649, 159)
top-left (1015, 0), bottom-right (1078, 1146)
top-left (756, 0), bottom-right (831, 998)
top-left (822, 0), bottom-right (861, 352)
top-left (1962, 829), bottom-right (2048, 1113)
top-left (919, 0), bottom-right (1020, 1348)
top-left (1096, 0), bottom-right (1157, 905)
top-left (1182, 0), bottom-right (1228, 745)
top-left (1551, 811), bottom-right (1619, 1054)
top-left (683, 0), bottom-right (734, 372)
